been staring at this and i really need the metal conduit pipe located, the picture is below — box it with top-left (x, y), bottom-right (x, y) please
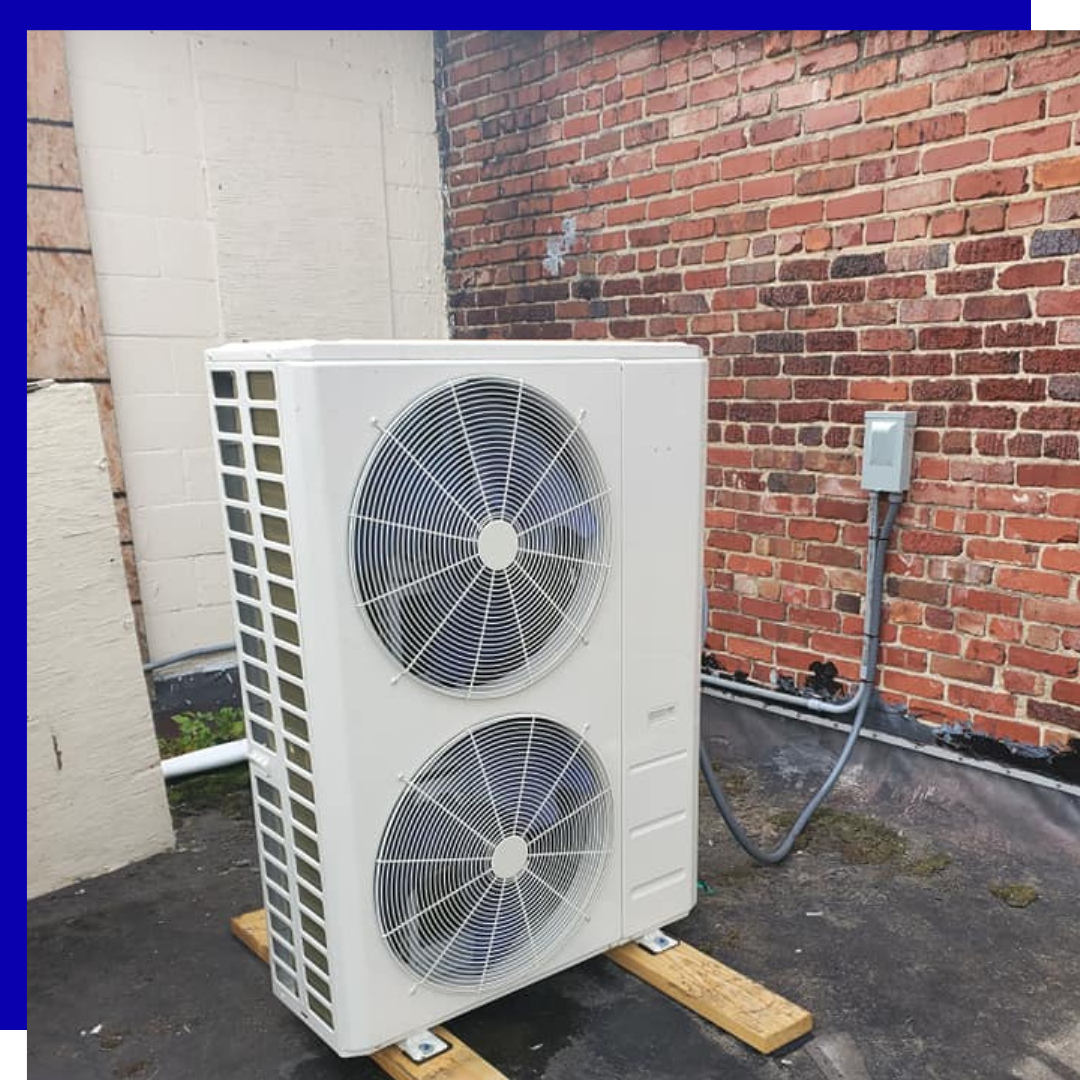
top-left (700, 673), bottom-right (866, 715)
top-left (699, 491), bottom-right (903, 864)
top-left (144, 641), bottom-right (236, 673)
top-left (700, 494), bottom-right (890, 715)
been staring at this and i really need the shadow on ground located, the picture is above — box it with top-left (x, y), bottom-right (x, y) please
top-left (28, 698), bottom-right (1080, 1080)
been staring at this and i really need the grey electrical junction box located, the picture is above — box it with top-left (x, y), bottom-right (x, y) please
top-left (861, 411), bottom-right (917, 493)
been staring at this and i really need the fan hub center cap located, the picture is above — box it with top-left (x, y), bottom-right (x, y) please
top-left (478, 520), bottom-right (519, 571)
top-left (491, 835), bottom-right (528, 879)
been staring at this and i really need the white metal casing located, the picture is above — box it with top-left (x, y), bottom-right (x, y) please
top-left (204, 340), bottom-right (706, 1055)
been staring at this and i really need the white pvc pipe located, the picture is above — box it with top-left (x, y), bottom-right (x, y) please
top-left (161, 738), bottom-right (248, 780)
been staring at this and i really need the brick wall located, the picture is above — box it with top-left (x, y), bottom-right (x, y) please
top-left (438, 30), bottom-right (1080, 746)
top-left (26, 30), bottom-right (145, 656)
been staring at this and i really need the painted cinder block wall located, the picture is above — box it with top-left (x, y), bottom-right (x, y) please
top-left (437, 30), bottom-right (1080, 746)
top-left (63, 30), bottom-right (447, 664)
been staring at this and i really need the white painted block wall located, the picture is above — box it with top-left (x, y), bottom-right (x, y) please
top-left (28, 384), bottom-right (174, 899)
top-left (64, 30), bottom-right (447, 662)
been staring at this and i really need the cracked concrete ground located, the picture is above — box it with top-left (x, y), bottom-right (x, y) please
top-left (28, 698), bottom-right (1080, 1080)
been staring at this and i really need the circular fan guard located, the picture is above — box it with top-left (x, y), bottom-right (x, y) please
top-left (350, 376), bottom-right (611, 697)
top-left (374, 716), bottom-right (613, 993)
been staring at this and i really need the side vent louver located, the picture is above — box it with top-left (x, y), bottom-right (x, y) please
top-left (209, 368), bottom-right (334, 1031)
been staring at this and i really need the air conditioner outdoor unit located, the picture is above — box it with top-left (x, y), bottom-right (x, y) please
top-left (205, 339), bottom-right (706, 1056)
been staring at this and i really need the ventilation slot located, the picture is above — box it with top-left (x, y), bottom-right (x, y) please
top-left (208, 365), bottom-right (333, 1030)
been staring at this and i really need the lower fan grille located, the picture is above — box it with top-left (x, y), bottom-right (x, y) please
top-left (375, 716), bottom-right (612, 993)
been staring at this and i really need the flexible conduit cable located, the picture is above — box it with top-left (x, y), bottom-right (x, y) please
top-left (143, 642), bottom-right (236, 673)
top-left (699, 491), bottom-right (903, 864)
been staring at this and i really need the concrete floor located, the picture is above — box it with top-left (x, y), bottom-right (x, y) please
top-left (28, 702), bottom-right (1080, 1080)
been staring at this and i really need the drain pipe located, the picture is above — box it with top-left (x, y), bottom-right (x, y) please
top-left (161, 739), bottom-right (248, 780)
top-left (149, 640), bottom-right (245, 779)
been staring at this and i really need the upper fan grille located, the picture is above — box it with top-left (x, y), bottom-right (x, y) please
top-left (351, 376), bottom-right (611, 697)
top-left (374, 716), bottom-right (612, 993)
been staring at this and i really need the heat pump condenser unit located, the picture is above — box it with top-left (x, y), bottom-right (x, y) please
top-left (205, 340), bottom-right (706, 1056)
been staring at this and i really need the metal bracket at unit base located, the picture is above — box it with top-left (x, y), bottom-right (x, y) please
top-left (636, 929), bottom-right (679, 955)
top-left (397, 1030), bottom-right (450, 1063)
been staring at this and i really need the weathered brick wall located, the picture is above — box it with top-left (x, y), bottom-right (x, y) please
top-left (438, 30), bottom-right (1080, 745)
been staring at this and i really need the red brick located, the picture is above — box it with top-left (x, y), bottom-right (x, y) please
top-left (692, 183), bottom-right (740, 211)
top-left (796, 165), bottom-right (856, 196)
top-left (896, 112), bottom-right (965, 148)
top-left (947, 683), bottom-right (1016, 715)
top-left (1005, 516), bottom-right (1080, 543)
top-left (832, 58), bottom-right (898, 97)
top-left (799, 41), bottom-right (860, 74)
top-left (1023, 598), bottom-right (1080, 627)
top-left (1013, 46), bottom-right (1080, 88)
top-left (720, 149), bottom-right (771, 179)
top-left (885, 179), bottom-right (951, 212)
top-left (769, 201), bottom-right (824, 228)
top-left (963, 295), bottom-right (1032, 321)
top-left (865, 83), bottom-right (931, 121)
top-left (862, 328), bottom-right (915, 351)
top-left (750, 115), bottom-right (801, 144)
top-left (930, 210), bottom-right (967, 237)
top-left (851, 380), bottom-right (908, 401)
top-left (742, 175), bottom-right (794, 202)
top-left (866, 220), bottom-right (895, 244)
top-left (993, 123), bottom-right (1072, 161)
top-left (830, 128), bottom-right (894, 160)
top-left (900, 42), bottom-right (967, 79)
top-left (922, 140), bottom-right (991, 174)
top-left (868, 275), bottom-right (926, 300)
top-left (741, 57), bottom-right (796, 91)
top-left (804, 101), bottom-right (861, 133)
top-left (1052, 679), bottom-right (1080, 708)
top-left (976, 378), bottom-right (1045, 401)
top-left (936, 64), bottom-right (1008, 104)
top-left (1037, 290), bottom-right (1080, 316)
top-left (955, 236), bottom-right (1026, 264)
top-left (1007, 199), bottom-right (1046, 230)
top-left (932, 656), bottom-right (995, 685)
top-left (997, 568), bottom-right (1073, 597)
top-left (776, 77), bottom-right (831, 111)
top-left (900, 299), bottom-right (962, 323)
top-left (1050, 83), bottom-right (1080, 118)
top-left (883, 670), bottom-right (945, 700)
top-left (968, 92), bottom-right (1046, 133)
top-left (998, 262), bottom-right (1064, 289)
top-left (955, 167), bottom-right (1029, 202)
top-left (968, 31), bottom-right (1046, 63)
top-left (689, 73), bottom-right (738, 106)
top-left (645, 87), bottom-right (688, 115)
top-left (968, 204), bottom-right (1007, 233)
top-left (673, 162), bottom-right (718, 189)
top-left (826, 190), bottom-right (883, 220)
top-left (1034, 156), bottom-right (1080, 191)
top-left (654, 140), bottom-right (700, 166)
top-left (670, 109), bottom-right (716, 138)
top-left (700, 130), bottom-right (748, 157)
top-left (842, 302), bottom-right (896, 326)
top-left (1042, 544), bottom-right (1080, 572)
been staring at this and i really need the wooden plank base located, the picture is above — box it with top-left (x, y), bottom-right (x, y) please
top-left (607, 938), bottom-right (813, 1054)
top-left (230, 909), bottom-right (510, 1080)
top-left (232, 909), bottom-right (812, 1064)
